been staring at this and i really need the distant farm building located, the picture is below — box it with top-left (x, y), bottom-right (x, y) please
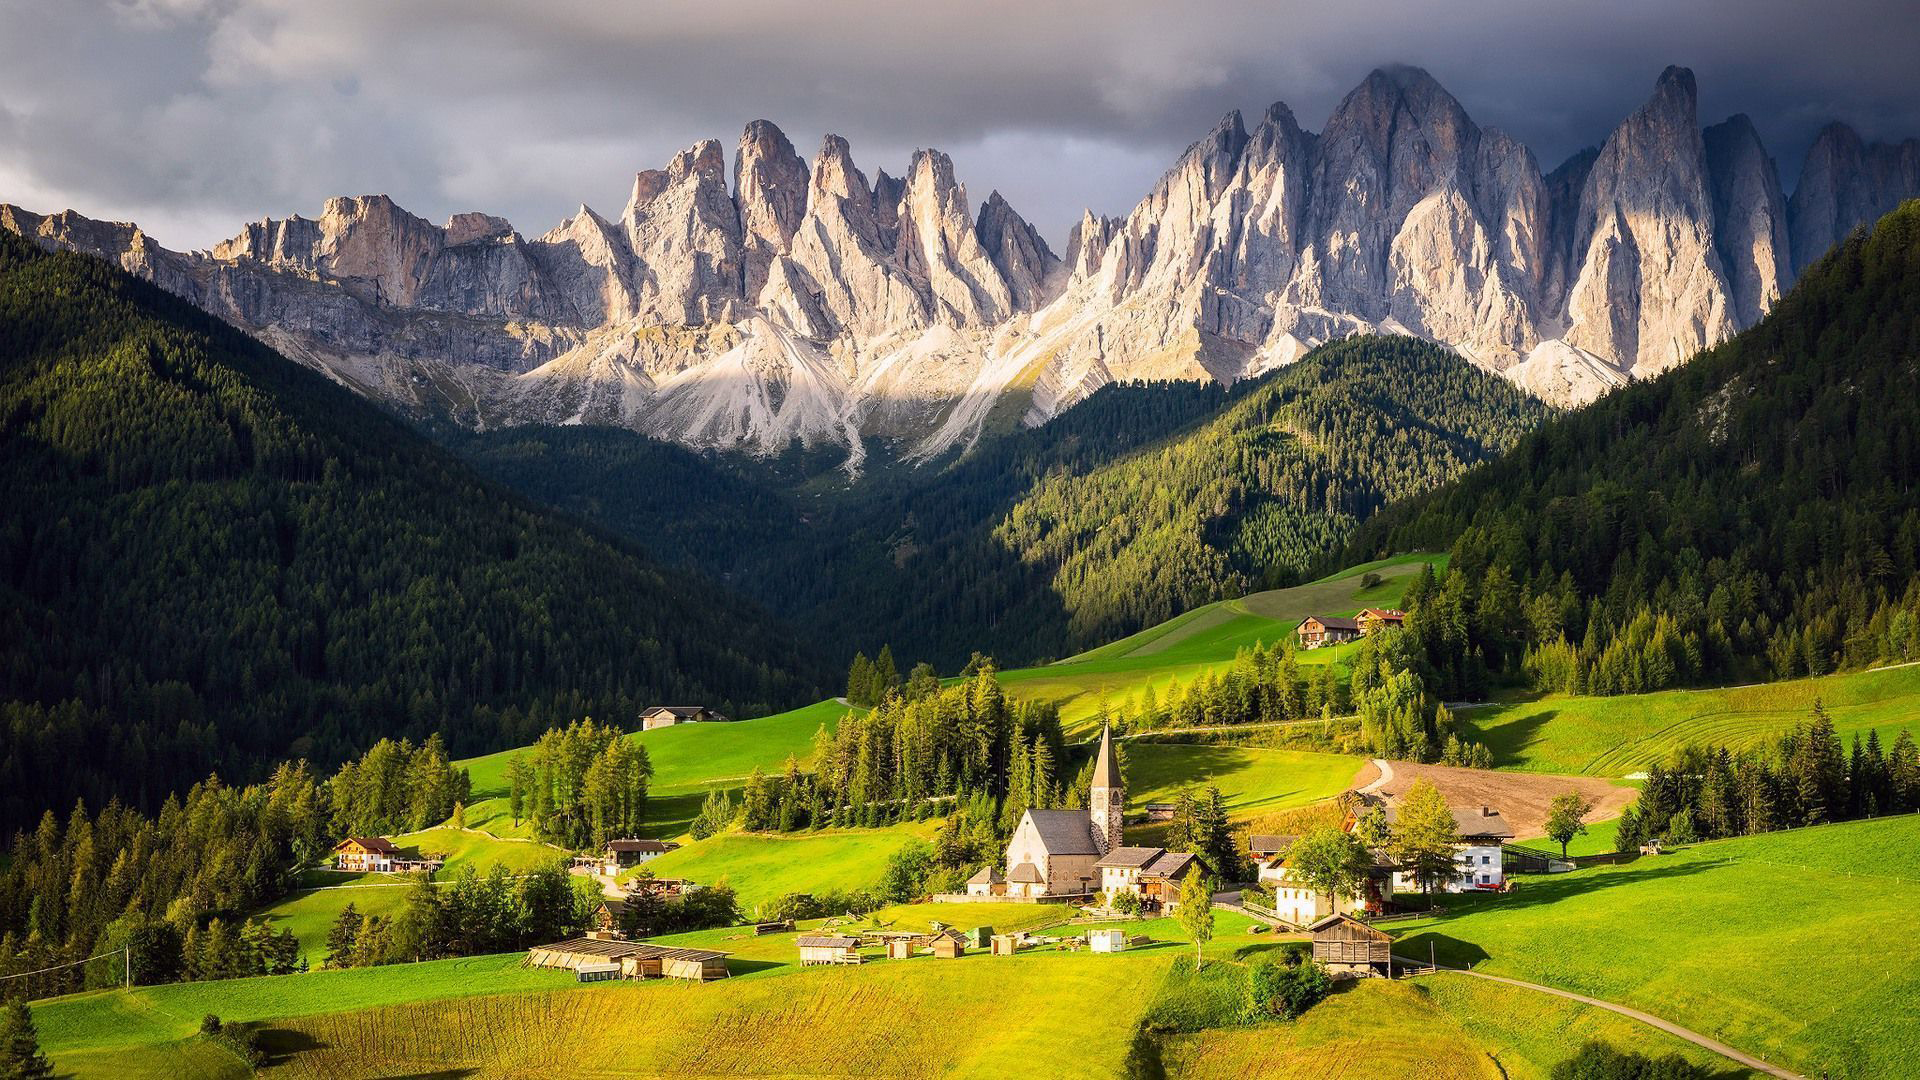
top-left (640, 705), bottom-right (724, 730)
top-left (1249, 834), bottom-right (1294, 860)
top-left (601, 838), bottom-right (678, 874)
top-left (1309, 913), bottom-right (1393, 977)
top-left (1143, 803), bottom-right (1177, 822)
top-left (932, 929), bottom-right (967, 958)
top-left (1370, 800), bottom-right (1514, 892)
top-left (796, 935), bottom-right (862, 965)
top-left (590, 898), bottom-right (627, 935)
top-left (525, 936), bottom-right (729, 981)
top-left (964, 866), bottom-right (1006, 897)
top-left (1357, 608), bottom-right (1406, 631)
top-left (1295, 615), bottom-right (1361, 649)
top-left (332, 837), bottom-right (442, 874)
top-left (885, 936), bottom-right (915, 959)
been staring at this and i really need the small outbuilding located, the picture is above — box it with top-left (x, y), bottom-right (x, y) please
top-left (991, 933), bottom-right (1022, 956)
top-left (966, 926), bottom-right (994, 949)
top-left (1087, 929), bottom-right (1128, 953)
top-left (576, 962), bottom-right (622, 983)
top-left (931, 930), bottom-right (967, 959)
top-left (796, 934), bottom-right (862, 965)
top-left (640, 705), bottom-right (724, 730)
top-left (527, 937), bottom-right (730, 981)
top-left (886, 937), bottom-right (915, 960)
top-left (1308, 913), bottom-right (1393, 977)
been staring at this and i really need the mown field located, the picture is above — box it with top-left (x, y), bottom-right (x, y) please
top-left (1123, 744), bottom-right (1364, 823)
top-left (1464, 663), bottom-right (1920, 776)
top-left (1160, 974), bottom-right (1759, 1079)
top-left (1001, 554), bottom-right (1445, 733)
top-left (633, 820), bottom-right (942, 914)
top-left (1390, 815), bottom-right (1920, 1079)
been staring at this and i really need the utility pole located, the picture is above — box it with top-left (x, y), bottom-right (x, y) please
top-left (123, 944), bottom-right (131, 990)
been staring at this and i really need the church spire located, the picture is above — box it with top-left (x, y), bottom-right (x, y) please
top-left (1090, 722), bottom-right (1123, 855)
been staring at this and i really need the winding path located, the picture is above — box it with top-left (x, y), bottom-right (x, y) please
top-left (1400, 963), bottom-right (1807, 1079)
top-left (1356, 757), bottom-right (1394, 795)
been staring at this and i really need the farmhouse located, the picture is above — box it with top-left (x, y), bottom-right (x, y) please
top-left (601, 837), bottom-right (678, 874)
top-left (998, 724), bottom-right (1125, 898)
top-left (640, 705), bottom-right (723, 730)
top-left (1375, 800), bottom-right (1514, 892)
top-left (796, 934), bottom-right (862, 965)
top-left (1308, 912), bottom-right (1393, 977)
top-left (333, 836), bottom-right (398, 872)
top-left (1295, 615), bottom-right (1361, 649)
top-left (1357, 607), bottom-right (1406, 630)
top-left (525, 936), bottom-right (730, 981)
top-left (590, 898), bottom-right (627, 935)
top-left (1096, 846), bottom-right (1198, 912)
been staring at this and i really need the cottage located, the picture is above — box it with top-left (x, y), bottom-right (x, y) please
top-left (1356, 608), bottom-right (1406, 631)
top-left (602, 838), bottom-right (677, 874)
top-left (1087, 929), bottom-right (1129, 953)
top-left (333, 836), bottom-right (400, 873)
top-left (964, 866), bottom-right (1006, 897)
top-left (796, 935), bottom-right (862, 965)
top-left (1096, 846), bottom-right (1197, 912)
top-left (1295, 615), bottom-right (1362, 649)
top-left (640, 705), bottom-right (722, 730)
top-left (526, 937), bottom-right (729, 981)
top-left (999, 724), bottom-right (1125, 898)
top-left (1377, 802), bottom-right (1513, 892)
top-left (1309, 913), bottom-right (1393, 976)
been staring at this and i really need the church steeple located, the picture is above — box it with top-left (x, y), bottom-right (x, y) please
top-left (1090, 723), bottom-right (1124, 854)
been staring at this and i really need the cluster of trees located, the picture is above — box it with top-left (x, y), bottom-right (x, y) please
top-left (844, 647), bottom-right (940, 707)
top-left (726, 673), bottom-right (1070, 835)
top-left (1550, 1041), bottom-right (1717, 1080)
top-left (1615, 707), bottom-right (1919, 850)
top-left (326, 735), bottom-right (469, 837)
top-left (0, 231), bottom-right (823, 837)
top-left (1159, 786), bottom-right (1242, 881)
top-left (1275, 779), bottom-right (1471, 908)
top-left (179, 917), bottom-right (303, 981)
top-left (1348, 618), bottom-right (1494, 766)
top-left (503, 718), bottom-right (652, 848)
top-left (1103, 643), bottom-right (1344, 735)
top-left (606, 879), bottom-right (742, 938)
top-left (0, 764), bottom-right (330, 999)
top-left (323, 864), bottom-right (593, 969)
top-left (1341, 206), bottom-right (1920, 694)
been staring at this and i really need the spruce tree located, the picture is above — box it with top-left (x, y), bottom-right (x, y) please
top-left (846, 653), bottom-right (875, 707)
top-left (0, 1000), bottom-right (53, 1080)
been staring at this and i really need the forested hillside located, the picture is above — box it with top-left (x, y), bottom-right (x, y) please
top-left (453, 340), bottom-right (1547, 666)
top-left (0, 232), bottom-right (823, 833)
top-left (1341, 200), bottom-right (1920, 697)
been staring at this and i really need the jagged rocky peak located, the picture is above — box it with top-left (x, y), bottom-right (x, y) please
top-left (621, 138), bottom-right (745, 324)
top-left (1704, 113), bottom-right (1789, 326)
top-left (976, 190), bottom-right (1061, 312)
top-left (446, 212), bottom-right (515, 246)
top-left (893, 148), bottom-right (1015, 324)
top-left (734, 119), bottom-right (809, 300)
top-left (1562, 64), bottom-right (1732, 377)
top-left (1788, 122), bottom-right (1920, 276)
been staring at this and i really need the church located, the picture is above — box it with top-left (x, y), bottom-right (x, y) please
top-left (968, 723), bottom-right (1198, 903)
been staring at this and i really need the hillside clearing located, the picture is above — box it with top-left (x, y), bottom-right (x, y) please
top-left (634, 820), bottom-right (941, 914)
top-left (1389, 815), bottom-right (1920, 1079)
top-left (1370, 760), bottom-right (1634, 840)
top-left (1123, 744), bottom-right (1366, 823)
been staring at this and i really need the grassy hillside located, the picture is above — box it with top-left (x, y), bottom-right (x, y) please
top-left (1124, 745), bottom-right (1363, 823)
top-left (1390, 815), bottom-right (1920, 1078)
top-left (635, 820), bottom-right (941, 914)
top-left (1464, 663), bottom-right (1920, 776)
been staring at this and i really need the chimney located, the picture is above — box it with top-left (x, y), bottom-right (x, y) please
top-left (1482, 806), bottom-right (1493, 817)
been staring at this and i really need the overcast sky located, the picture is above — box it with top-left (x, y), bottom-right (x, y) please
top-left (4, 0), bottom-right (1918, 252)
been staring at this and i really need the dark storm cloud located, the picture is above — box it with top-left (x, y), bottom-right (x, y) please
top-left (4, 0), bottom-right (1917, 250)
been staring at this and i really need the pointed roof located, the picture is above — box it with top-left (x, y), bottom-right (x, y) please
top-left (1093, 723), bottom-right (1121, 790)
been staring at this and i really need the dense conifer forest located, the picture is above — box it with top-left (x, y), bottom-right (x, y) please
top-left (452, 339), bottom-right (1548, 668)
top-left (0, 232), bottom-right (825, 834)
top-left (1338, 200), bottom-right (1920, 697)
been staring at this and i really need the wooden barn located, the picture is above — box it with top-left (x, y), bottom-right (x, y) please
top-left (796, 934), bottom-right (862, 965)
top-left (590, 898), bottom-right (627, 935)
top-left (526, 937), bottom-right (730, 981)
top-left (1308, 913), bottom-right (1393, 977)
top-left (640, 705), bottom-right (723, 730)
top-left (931, 929), bottom-right (967, 959)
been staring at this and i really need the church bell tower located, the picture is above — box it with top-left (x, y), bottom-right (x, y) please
top-left (1090, 722), bottom-right (1124, 855)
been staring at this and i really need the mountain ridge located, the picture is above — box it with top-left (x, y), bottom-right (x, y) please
top-left (4, 65), bottom-right (1917, 468)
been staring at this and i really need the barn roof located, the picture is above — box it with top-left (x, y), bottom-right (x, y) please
top-left (1301, 615), bottom-right (1361, 631)
top-left (1141, 850), bottom-right (1196, 881)
top-left (643, 705), bottom-right (708, 717)
top-left (1249, 834), bottom-right (1296, 855)
top-left (1022, 809), bottom-right (1101, 855)
top-left (1095, 846), bottom-right (1162, 869)
top-left (796, 935), bottom-right (859, 949)
top-left (1307, 912), bottom-right (1391, 940)
top-left (606, 838), bottom-right (676, 853)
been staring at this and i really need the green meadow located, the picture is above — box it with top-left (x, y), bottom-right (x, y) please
top-left (1123, 744), bottom-right (1364, 823)
top-left (1464, 663), bottom-right (1920, 776)
top-left (633, 819), bottom-right (943, 914)
top-left (1390, 815), bottom-right (1920, 1079)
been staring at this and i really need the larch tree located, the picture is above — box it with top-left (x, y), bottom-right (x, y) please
top-left (1388, 779), bottom-right (1460, 902)
top-left (1543, 791), bottom-right (1594, 857)
top-left (1177, 868), bottom-right (1215, 970)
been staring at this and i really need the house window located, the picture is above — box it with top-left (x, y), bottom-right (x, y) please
top-left (1480, 855), bottom-right (1490, 865)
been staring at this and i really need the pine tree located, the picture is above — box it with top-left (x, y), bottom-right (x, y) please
top-left (324, 904), bottom-right (362, 969)
top-left (873, 646), bottom-right (900, 703)
top-left (0, 1000), bottom-right (54, 1080)
top-left (846, 653), bottom-right (875, 707)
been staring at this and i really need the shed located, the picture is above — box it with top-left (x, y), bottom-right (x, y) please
top-left (1308, 913), bottom-right (1392, 977)
top-left (886, 937), bottom-right (915, 959)
top-left (1087, 929), bottom-right (1128, 953)
top-left (797, 934), bottom-right (862, 965)
top-left (966, 926), bottom-right (994, 949)
top-left (991, 934), bottom-right (1021, 956)
top-left (576, 962), bottom-right (622, 983)
top-left (658, 947), bottom-right (731, 981)
top-left (931, 930), bottom-right (966, 959)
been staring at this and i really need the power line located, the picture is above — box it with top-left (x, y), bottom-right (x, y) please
top-left (0, 945), bottom-right (129, 986)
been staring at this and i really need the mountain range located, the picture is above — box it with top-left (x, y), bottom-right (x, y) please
top-left (4, 65), bottom-right (1918, 468)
